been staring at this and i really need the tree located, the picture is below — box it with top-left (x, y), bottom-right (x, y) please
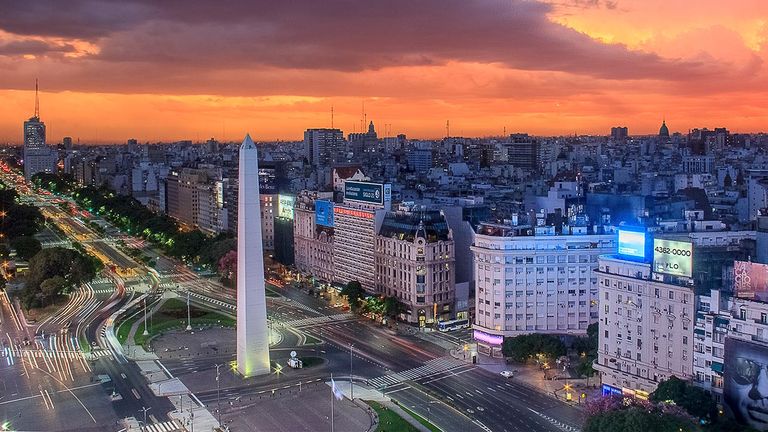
top-left (585, 407), bottom-right (700, 432)
top-left (199, 238), bottom-right (236, 268)
top-left (10, 236), bottom-right (42, 261)
top-left (39, 276), bottom-right (67, 299)
top-left (340, 280), bottom-right (365, 311)
top-left (22, 247), bottom-right (98, 308)
top-left (502, 333), bottom-right (566, 362)
top-left (218, 250), bottom-right (237, 286)
top-left (383, 296), bottom-right (404, 318)
top-left (168, 230), bottom-right (208, 261)
top-left (650, 376), bottom-right (718, 423)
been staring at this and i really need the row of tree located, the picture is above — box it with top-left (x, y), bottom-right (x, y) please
top-left (585, 376), bottom-right (754, 431)
top-left (340, 280), bottom-right (405, 318)
top-left (30, 173), bottom-right (234, 266)
top-left (20, 247), bottom-right (101, 309)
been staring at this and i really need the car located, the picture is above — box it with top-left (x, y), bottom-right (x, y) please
top-left (500, 370), bottom-right (515, 378)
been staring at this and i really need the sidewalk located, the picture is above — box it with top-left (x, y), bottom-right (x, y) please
top-left (328, 380), bottom-right (432, 432)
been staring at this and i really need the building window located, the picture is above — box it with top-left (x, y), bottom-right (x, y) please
top-left (740, 309), bottom-right (747, 320)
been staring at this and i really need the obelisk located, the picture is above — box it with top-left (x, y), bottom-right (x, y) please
top-left (236, 133), bottom-right (271, 377)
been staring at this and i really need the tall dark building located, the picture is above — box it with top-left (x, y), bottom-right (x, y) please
top-left (507, 133), bottom-right (539, 170)
top-left (610, 126), bottom-right (628, 140)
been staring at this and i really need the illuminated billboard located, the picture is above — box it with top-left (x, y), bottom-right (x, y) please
top-left (723, 338), bottom-right (768, 430)
top-left (277, 194), bottom-right (294, 220)
top-left (653, 239), bottom-right (692, 277)
top-left (344, 181), bottom-right (391, 208)
top-left (473, 329), bottom-right (503, 346)
top-left (617, 229), bottom-right (646, 259)
top-left (315, 200), bottom-right (334, 227)
top-left (734, 260), bottom-right (768, 303)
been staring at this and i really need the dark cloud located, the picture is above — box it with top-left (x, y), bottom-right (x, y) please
top-left (0, 0), bottom-right (722, 82)
top-left (0, 39), bottom-right (76, 56)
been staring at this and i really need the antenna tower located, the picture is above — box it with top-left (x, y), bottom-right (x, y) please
top-left (34, 78), bottom-right (40, 118)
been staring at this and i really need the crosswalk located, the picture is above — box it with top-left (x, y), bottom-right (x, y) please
top-left (188, 291), bottom-right (235, 310)
top-left (366, 356), bottom-right (469, 388)
top-left (276, 298), bottom-right (318, 314)
top-left (142, 419), bottom-right (184, 432)
top-left (283, 313), bottom-right (356, 328)
top-left (3, 348), bottom-right (111, 361)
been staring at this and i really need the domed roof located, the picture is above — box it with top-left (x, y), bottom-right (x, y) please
top-left (659, 120), bottom-right (669, 137)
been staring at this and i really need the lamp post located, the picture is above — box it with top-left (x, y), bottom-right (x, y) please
top-left (142, 298), bottom-right (149, 336)
top-left (139, 406), bottom-right (151, 428)
top-left (215, 363), bottom-right (222, 426)
top-left (349, 343), bottom-right (354, 400)
top-left (186, 290), bottom-right (192, 331)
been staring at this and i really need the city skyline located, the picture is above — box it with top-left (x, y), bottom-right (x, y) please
top-left (2, 0), bottom-right (768, 142)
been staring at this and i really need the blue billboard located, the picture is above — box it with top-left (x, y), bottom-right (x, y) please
top-left (315, 200), bottom-right (334, 227)
top-left (617, 229), bottom-right (647, 260)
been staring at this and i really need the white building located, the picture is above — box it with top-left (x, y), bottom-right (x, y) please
top-left (472, 220), bottom-right (616, 357)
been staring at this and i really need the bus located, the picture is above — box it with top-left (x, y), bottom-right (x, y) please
top-left (437, 319), bottom-right (470, 332)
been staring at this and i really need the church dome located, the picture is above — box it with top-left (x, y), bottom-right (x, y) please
top-left (659, 120), bottom-right (669, 137)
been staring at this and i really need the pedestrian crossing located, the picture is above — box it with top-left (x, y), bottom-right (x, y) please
top-left (277, 298), bottom-right (318, 314)
top-left (284, 313), bottom-right (356, 328)
top-left (366, 356), bottom-right (469, 388)
top-left (188, 291), bottom-right (235, 310)
top-left (142, 419), bottom-right (184, 432)
top-left (3, 348), bottom-right (111, 361)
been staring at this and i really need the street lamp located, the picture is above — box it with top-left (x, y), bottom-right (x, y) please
top-left (186, 289), bottom-right (192, 331)
top-left (215, 363), bottom-right (222, 427)
top-left (139, 406), bottom-right (151, 428)
top-left (350, 343), bottom-right (354, 400)
top-left (142, 298), bottom-right (149, 337)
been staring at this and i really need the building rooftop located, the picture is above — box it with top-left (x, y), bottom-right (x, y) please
top-left (378, 209), bottom-right (451, 243)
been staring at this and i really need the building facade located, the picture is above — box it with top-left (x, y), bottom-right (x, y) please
top-left (472, 220), bottom-right (616, 357)
top-left (375, 207), bottom-right (455, 324)
top-left (293, 191), bottom-right (335, 285)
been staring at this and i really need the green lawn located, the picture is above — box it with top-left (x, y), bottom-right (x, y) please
top-left (116, 312), bottom-right (141, 344)
top-left (397, 402), bottom-right (442, 432)
top-left (303, 334), bottom-right (321, 345)
top-left (132, 298), bottom-right (235, 347)
top-left (365, 400), bottom-right (420, 432)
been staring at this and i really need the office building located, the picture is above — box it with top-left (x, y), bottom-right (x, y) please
top-left (304, 128), bottom-right (344, 168)
top-left (163, 167), bottom-right (228, 235)
top-left (375, 205), bottom-right (455, 324)
top-left (472, 214), bottom-right (616, 357)
top-left (294, 191), bottom-right (335, 285)
top-left (333, 180), bottom-right (390, 292)
top-left (506, 133), bottom-right (540, 170)
top-left (611, 127), bottom-right (628, 140)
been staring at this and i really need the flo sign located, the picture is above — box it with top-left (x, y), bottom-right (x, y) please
top-left (653, 239), bottom-right (693, 277)
top-left (343, 180), bottom-right (391, 209)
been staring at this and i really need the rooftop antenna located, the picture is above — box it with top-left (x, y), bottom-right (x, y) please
top-left (34, 78), bottom-right (40, 118)
top-left (331, 106), bottom-right (334, 129)
top-left (446, 120), bottom-right (450, 138)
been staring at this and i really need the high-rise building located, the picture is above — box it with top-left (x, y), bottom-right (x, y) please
top-left (304, 128), bottom-right (344, 168)
top-left (375, 206), bottom-right (455, 324)
top-left (62, 136), bottom-right (73, 151)
top-left (471, 215), bottom-right (616, 357)
top-left (333, 180), bottom-right (390, 292)
top-left (163, 167), bottom-right (228, 235)
top-left (348, 121), bottom-right (378, 157)
top-left (610, 126), bottom-right (628, 140)
top-left (407, 143), bottom-right (433, 174)
top-left (595, 229), bottom-right (753, 396)
top-left (23, 82), bottom-right (56, 180)
top-left (506, 133), bottom-right (540, 170)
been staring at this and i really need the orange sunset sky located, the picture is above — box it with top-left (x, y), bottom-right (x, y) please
top-left (0, 0), bottom-right (767, 143)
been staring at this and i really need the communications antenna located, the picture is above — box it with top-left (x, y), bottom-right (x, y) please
top-left (34, 78), bottom-right (40, 118)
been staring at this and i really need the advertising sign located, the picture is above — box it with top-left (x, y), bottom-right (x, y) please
top-left (344, 181), bottom-right (389, 207)
top-left (473, 329), bottom-right (503, 346)
top-left (315, 200), bottom-right (334, 227)
top-left (734, 260), bottom-right (768, 303)
top-left (277, 194), bottom-right (294, 220)
top-left (653, 239), bottom-right (693, 277)
top-left (617, 229), bottom-right (646, 259)
top-left (723, 338), bottom-right (768, 430)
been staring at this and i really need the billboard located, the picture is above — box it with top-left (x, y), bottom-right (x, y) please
top-left (344, 180), bottom-right (391, 208)
top-left (723, 338), bottom-right (768, 431)
top-left (315, 200), bottom-right (334, 227)
top-left (617, 229), bottom-right (646, 259)
top-left (277, 194), bottom-right (294, 220)
top-left (653, 239), bottom-right (693, 277)
top-left (734, 260), bottom-right (768, 303)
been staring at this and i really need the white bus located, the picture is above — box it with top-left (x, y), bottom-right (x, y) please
top-left (437, 319), bottom-right (470, 332)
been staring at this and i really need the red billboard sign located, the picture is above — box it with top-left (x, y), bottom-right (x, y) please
top-left (734, 261), bottom-right (768, 303)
